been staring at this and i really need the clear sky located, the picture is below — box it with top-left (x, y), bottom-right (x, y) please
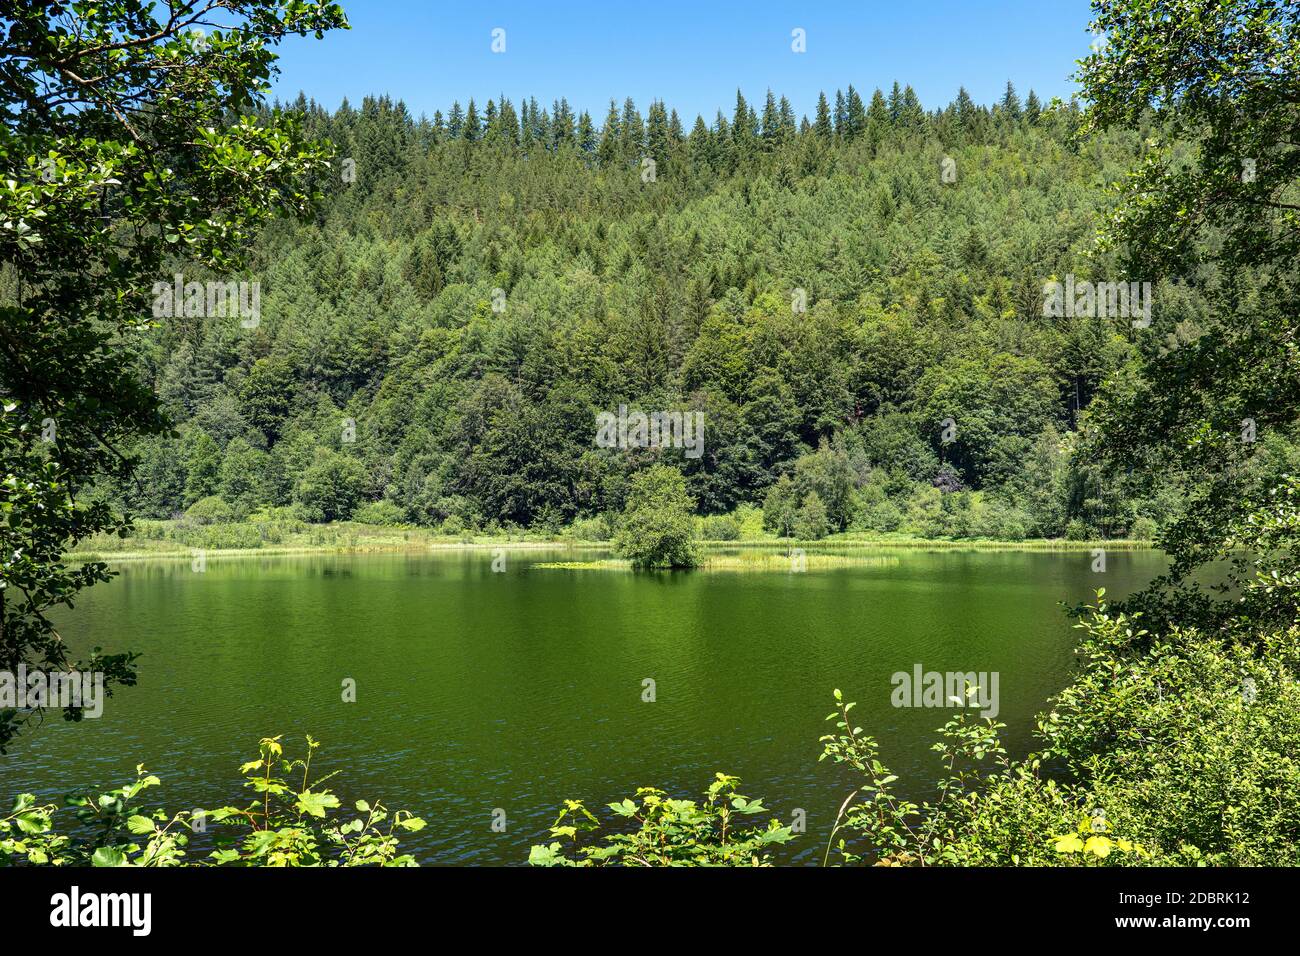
top-left (268, 0), bottom-right (1098, 122)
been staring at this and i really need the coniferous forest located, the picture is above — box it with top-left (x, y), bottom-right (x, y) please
top-left (86, 80), bottom-right (1247, 543)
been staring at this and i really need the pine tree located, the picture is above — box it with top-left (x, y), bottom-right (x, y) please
top-left (1001, 80), bottom-right (1022, 120)
top-left (537, 107), bottom-right (552, 149)
top-left (497, 97), bottom-right (519, 146)
top-left (620, 96), bottom-right (644, 162)
top-left (519, 98), bottom-right (532, 147)
top-left (597, 99), bottom-right (621, 167)
top-left (689, 114), bottom-right (714, 171)
top-left (462, 98), bottom-right (480, 141)
top-left (888, 81), bottom-right (904, 123)
top-left (647, 99), bottom-right (670, 169)
top-left (901, 85), bottom-right (925, 132)
top-left (761, 89), bottom-right (780, 142)
top-left (778, 95), bottom-right (796, 141)
top-left (1025, 89), bottom-right (1042, 124)
top-left (668, 108), bottom-right (684, 143)
top-left (528, 96), bottom-right (544, 142)
top-left (845, 85), bottom-right (867, 139)
top-left (576, 110), bottom-right (597, 153)
top-left (732, 89), bottom-right (752, 139)
top-left (867, 89), bottom-right (889, 128)
top-left (813, 91), bottom-right (833, 139)
top-left (552, 97), bottom-right (575, 147)
top-left (955, 86), bottom-right (977, 129)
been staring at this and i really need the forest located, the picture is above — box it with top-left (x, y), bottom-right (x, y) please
top-left (70, 77), bottom-right (1280, 544)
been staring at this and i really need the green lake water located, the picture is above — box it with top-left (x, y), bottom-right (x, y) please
top-left (2, 547), bottom-right (1166, 864)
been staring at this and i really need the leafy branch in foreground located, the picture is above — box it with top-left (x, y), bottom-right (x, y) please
top-left (0, 735), bottom-right (425, 866)
top-left (528, 773), bottom-right (792, 866)
top-left (0, 0), bottom-right (348, 751)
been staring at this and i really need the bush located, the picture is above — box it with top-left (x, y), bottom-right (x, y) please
top-left (901, 484), bottom-right (946, 537)
top-left (1064, 517), bottom-right (1089, 541)
top-left (734, 503), bottom-right (766, 540)
top-left (762, 475), bottom-right (798, 537)
top-left (185, 495), bottom-right (235, 526)
top-left (1130, 515), bottom-right (1158, 540)
top-left (352, 500), bottom-right (407, 527)
top-left (858, 498), bottom-right (904, 533)
top-left (567, 514), bottom-right (612, 541)
top-left (792, 491), bottom-right (830, 540)
top-left (700, 513), bottom-right (741, 541)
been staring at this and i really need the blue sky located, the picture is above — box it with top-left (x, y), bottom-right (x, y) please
top-left (268, 0), bottom-right (1098, 122)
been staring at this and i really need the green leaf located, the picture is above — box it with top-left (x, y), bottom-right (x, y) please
top-left (91, 846), bottom-right (128, 867)
top-left (294, 790), bottom-right (341, 818)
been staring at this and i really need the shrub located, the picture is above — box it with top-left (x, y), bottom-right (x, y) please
top-left (792, 491), bottom-right (830, 540)
top-left (700, 513), bottom-right (741, 541)
top-left (762, 475), bottom-right (798, 537)
top-left (567, 514), bottom-right (612, 541)
top-left (734, 503), bottom-right (766, 540)
top-left (185, 495), bottom-right (235, 526)
top-left (352, 500), bottom-right (407, 527)
top-left (1130, 515), bottom-right (1158, 540)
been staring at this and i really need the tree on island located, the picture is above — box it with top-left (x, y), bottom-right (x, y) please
top-left (613, 466), bottom-right (699, 569)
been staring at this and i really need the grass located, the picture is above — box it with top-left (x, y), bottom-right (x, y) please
top-left (68, 518), bottom-right (1156, 569)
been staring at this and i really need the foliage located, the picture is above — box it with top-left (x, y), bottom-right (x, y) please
top-left (699, 512), bottom-right (741, 541)
top-left (351, 499), bottom-right (407, 526)
top-left (528, 773), bottom-right (792, 866)
top-left (793, 491), bottom-right (830, 540)
top-left (0, 0), bottom-right (347, 750)
top-left (186, 494), bottom-right (237, 526)
top-left (0, 735), bottom-right (425, 866)
top-left (1078, 0), bottom-right (1300, 630)
top-left (612, 465), bottom-right (699, 568)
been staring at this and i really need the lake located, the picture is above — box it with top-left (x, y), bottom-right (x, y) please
top-left (3, 546), bottom-right (1165, 864)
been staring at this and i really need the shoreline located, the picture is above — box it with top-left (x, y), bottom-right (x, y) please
top-left (67, 526), bottom-right (1157, 566)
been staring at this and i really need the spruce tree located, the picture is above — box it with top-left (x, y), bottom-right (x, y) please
top-left (1001, 80), bottom-right (1022, 119)
top-left (814, 91), bottom-right (833, 139)
top-left (462, 98), bottom-right (480, 141)
top-left (1025, 89), bottom-right (1042, 124)
top-left (597, 99), bottom-right (621, 167)
top-left (845, 85), bottom-right (867, 139)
